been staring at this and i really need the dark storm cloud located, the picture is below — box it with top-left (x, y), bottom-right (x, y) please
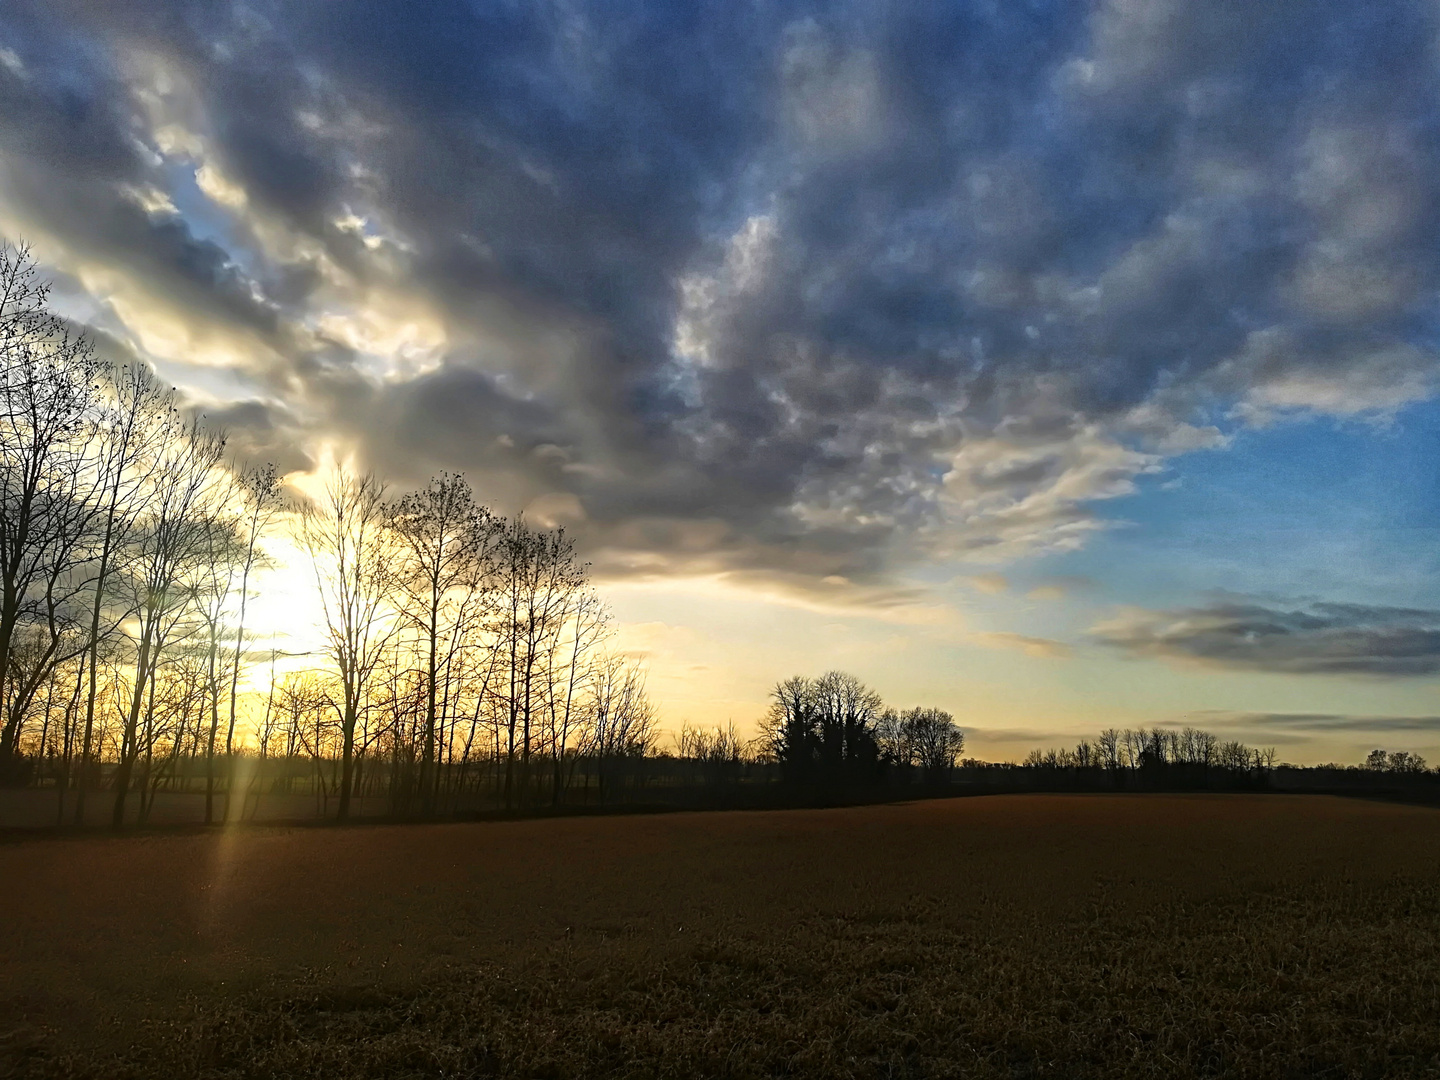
top-left (195, 398), bottom-right (312, 475)
top-left (0, 19), bottom-right (291, 341)
top-left (2, 0), bottom-right (1439, 588)
top-left (1093, 601), bottom-right (1440, 677)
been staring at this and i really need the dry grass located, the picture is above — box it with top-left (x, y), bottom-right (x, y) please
top-left (4, 794), bottom-right (1440, 1078)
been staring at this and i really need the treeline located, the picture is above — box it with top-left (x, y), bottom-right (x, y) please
top-left (1008, 728), bottom-right (1278, 794)
top-left (278, 470), bottom-right (658, 820)
top-left (1361, 749), bottom-right (1429, 773)
top-left (1020, 727), bottom-right (1278, 786)
top-left (1005, 729), bottom-right (1439, 796)
top-left (0, 242), bottom-right (657, 825)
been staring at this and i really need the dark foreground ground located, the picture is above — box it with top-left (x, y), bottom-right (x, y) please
top-left (2, 794), bottom-right (1439, 1079)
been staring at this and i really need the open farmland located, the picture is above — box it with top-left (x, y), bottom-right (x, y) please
top-left (4, 794), bottom-right (1440, 1079)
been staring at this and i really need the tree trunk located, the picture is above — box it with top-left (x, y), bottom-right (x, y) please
top-left (337, 702), bottom-right (356, 821)
top-left (111, 628), bottom-right (155, 827)
top-left (204, 627), bottom-right (221, 824)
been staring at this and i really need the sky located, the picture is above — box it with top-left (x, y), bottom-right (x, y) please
top-left (1, 0), bottom-right (1438, 763)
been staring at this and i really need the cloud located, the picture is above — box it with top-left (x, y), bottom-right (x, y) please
top-left (1024, 576), bottom-right (1093, 601)
top-left (970, 631), bottom-right (1073, 660)
top-left (961, 573), bottom-right (1008, 595)
top-left (931, 421), bottom-right (1163, 562)
top-left (0, 0), bottom-right (1437, 595)
top-left (194, 398), bottom-right (313, 475)
top-left (1026, 586), bottom-right (1066, 602)
top-left (1093, 600), bottom-right (1440, 677)
top-left (962, 726), bottom-right (1085, 750)
top-left (1192, 710), bottom-right (1440, 733)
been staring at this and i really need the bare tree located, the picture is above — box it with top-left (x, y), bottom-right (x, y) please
top-left (543, 587), bottom-right (608, 805)
top-left (275, 671), bottom-right (340, 817)
top-left (221, 463), bottom-right (283, 820)
top-left (72, 363), bottom-right (173, 824)
top-left (0, 243), bottom-right (59, 379)
top-left (585, 654), bottom-right (656, 803)
top-left (0, 244), bottom-right (105, 769)
top-left (242, 645), bottom-right (281, 820)
top-left (678, 721), bottom-right (747, 789)
top-left (1096, 728), bottom-right (1122, 775)
top-left (900, 707), bottom-right (964, 780)
top-left (195, 488), bottom-right (246, 824)
top-left (296, 467), bottom-right (398, 821)
top-left (495, 520), bottom-right (585, 808)
top-left (385, 473), bottom-right (501, 815)
top-left (109, 420), bottom-right (225, 826)
top-left (133, 654), bottom-right (208, 825)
